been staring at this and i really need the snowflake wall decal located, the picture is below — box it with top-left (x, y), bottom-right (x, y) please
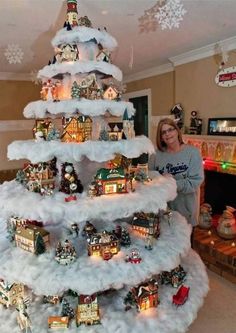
top-left (138, 0), bottom-right (186, 33)
top-left (4, 43), bottom-right (24, 64)
top-left (156, 0), bottom-right (187, 30)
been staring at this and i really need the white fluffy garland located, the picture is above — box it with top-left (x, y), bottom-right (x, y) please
top-left (23, 99), bottom-right (135, 119)
top-left (38, 61), bottom-right (122, 81)
top-left (0, 173), bottom-right (176, 224)
top-left (0, 211), bottom-right (190, 296)
top-left (52, 26), bottom-right (118, 51)
top-left (8, 136), bottom-right (154, 164)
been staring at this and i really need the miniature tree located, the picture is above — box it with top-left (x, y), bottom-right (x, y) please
top-left (59, 162), bottom-right (83, 195)
top-left (61, 298), bottom-right (75, 319)
top-left (120, 228), bottom-right (131, 247)
top-left (71, 81), bottom-right (80, 99)
top-left (0, 0), bottom-right (208, 331)
top-left (35, 233), bottom-right (46, 255)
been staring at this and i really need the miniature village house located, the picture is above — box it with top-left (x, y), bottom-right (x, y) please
top-left (32, 119), bottom-right (53, 140)
top-left (0, 280), bottom-right (24, 308)
top-left (132, 279), bottom-right (159, 311)
top-left (107, 122), bottom-right (123, 141)
top-left (48, 316), bottom-right (69, 329)
top-left (22, 162), bottom-right (55, 194)
top-left (15, 225), bottom-right (50, 254)
top-left (76, 294), bottom-right (100, 326)
top-left (61, 116), bottom-right (92, 143)
top-left (94, 168), bottom-right (128, 195)
top-left (87, 231), bottom-right (120, 260)
top-left (132, 212), bottom-right (160, 239)
top-left (103, 86), bottom-right (119, 100)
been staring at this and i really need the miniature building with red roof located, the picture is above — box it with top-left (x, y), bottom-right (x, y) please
top-left (76, 294), bottom-right (100, 326)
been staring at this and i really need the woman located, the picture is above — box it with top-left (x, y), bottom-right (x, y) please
top-left (149, 118), bottom-right (204, 226)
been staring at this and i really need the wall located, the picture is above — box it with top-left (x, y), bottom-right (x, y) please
top-left (126, 52), bottom-right (236, 139)
top-left (0, 81), bottom-right (40, 170)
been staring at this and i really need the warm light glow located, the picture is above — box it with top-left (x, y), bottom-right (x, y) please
top-left (231, 242), bottom-right (236, 247)
top-left (210, 240), bottom-right (215, 246)
top-left (208, 230), bottom-right (212, 235)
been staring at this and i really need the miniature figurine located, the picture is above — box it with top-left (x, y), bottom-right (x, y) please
top-left (82, 221), bottom-right (97, 238)
top-left (170, 103), bottom-right (184, 129)
top-left (199, 203), bottom-right (212, 229)
top-left (70, 223), bottom-right (79, 238)
top-left (189, 110), bottom-right (202, 135)
top-left (217, 206), bottom-right (236, 239)
top-left (16, 297), bottom-right (32, 332)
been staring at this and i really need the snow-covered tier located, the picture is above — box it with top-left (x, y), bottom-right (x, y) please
top-left (0, 211), bottom-right (191, 296)
top-left (0, 173), bottom-right (176, 224)
top-left (8, 136), bottom-right (154, 164)
top-left (0, 249), bottom-right (209, 333)
top-left (52, 26), bottom-right (118, 50)
top-left (23, 99), bottom-right (135, 119)
top-left (37, 61), bottom-right (122, 81)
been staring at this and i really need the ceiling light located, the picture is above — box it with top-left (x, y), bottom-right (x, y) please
top-left (101, 10), bottom-right (108, 15)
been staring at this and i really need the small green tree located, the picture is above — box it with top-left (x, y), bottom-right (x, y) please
top-left (35, 233), bottom-right (46, 255)
top-left (71, 81), bottom-right (80, 99)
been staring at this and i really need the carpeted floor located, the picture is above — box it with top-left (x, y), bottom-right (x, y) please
top-left (187, 269), bottom-right (236, 333)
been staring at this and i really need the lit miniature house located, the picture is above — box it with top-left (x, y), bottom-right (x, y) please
top-left (94, 168), bottom-right (128, 195)
top-left (32, 119), bottom-right (53, 140)
top-left (122, 108), bottom-right (135, 139)
top-left (48, 316), bottom-right (69, 329)
top-left (103, 86), bottom-right (119, 100)
top-left (107, 122), bottom-right (123, 141)
top-left (87, 230), bottom-right (120, 260)
top-left (132, 212), bottom-right (160, 239)
top-left (79, 74), bottom-right (103, 100)
top-left (76, 294), bottom-right (100, 326)
top-left (61, 116), bottom-right (92, 143)
top-left (131, 279), bottom-right (159, 312)
top-left (22, 162), bottom-right (55, 194)
top-left (15, 225), bottom-right (50, 254)
top-left (160, 265), bottom-right (187, 288)
top-left (0, 280), bottom-right (24, 308)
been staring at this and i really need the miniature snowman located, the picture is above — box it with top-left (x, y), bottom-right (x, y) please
top-left (199, 203), bottom-right (212, 229)
top-left (217, 206), bottom-right (236, 239)
top-left (35, 131), bottom-right (45, 142)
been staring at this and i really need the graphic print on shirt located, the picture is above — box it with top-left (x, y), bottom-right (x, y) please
top-left (156, 162), bottom-right (188, 176)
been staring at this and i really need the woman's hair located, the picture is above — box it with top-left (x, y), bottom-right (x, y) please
top-left (156, 117), bottom-right (184, 151)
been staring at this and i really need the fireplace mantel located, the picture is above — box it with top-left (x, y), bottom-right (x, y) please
top-left (183, 134), bottom-right (236, 175)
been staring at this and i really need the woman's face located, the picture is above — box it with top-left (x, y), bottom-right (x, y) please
top-left (161, 124), bottom-right (179, 146)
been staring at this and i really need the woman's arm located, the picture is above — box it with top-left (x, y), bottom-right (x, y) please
top-left (148, 153), bottom-right (156, 171)
top-left (176, 149), bottom-right (204, 194)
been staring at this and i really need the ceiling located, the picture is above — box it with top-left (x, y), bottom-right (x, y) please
top-left (1, 0), bottom-right (236, 82)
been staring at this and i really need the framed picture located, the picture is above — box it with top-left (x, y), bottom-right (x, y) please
top-left (207, 118), bottom-right (236, 136)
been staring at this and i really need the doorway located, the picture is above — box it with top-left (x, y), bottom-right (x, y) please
top-left (123, 89), bottom-right (152, 164)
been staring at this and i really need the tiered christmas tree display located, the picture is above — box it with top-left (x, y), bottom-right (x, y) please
top-left (0, 1), bottom-right (209, 332)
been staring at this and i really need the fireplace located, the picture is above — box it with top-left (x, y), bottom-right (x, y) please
top-left (183, 134), bottom-right (236, 283)
top-left (183, 134), bottom-right (236, 216)
top-left (204, 170), bottom-right (236, 214)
